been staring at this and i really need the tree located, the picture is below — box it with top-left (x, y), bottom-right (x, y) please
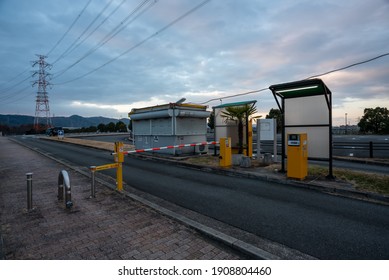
top-left (266, 108), bottom-right (282, 133)
top-left (358, 107), bottom-right (389, 134)
top-left (106, 122), bottom-right (116, 132)
top-left (85, 126), bottom-right (97, 133)
top-left (97, 123), bottom-right (106, 132)
top-left (221, 103), bottom-right (258, 154)
top-left (115, 121), bottom-right (127, 132)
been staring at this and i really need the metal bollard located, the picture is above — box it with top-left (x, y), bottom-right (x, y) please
top-left (90, 166), bottom-right (96, 198)
top-left (26, 172), bottom-right (33, 211)
top-left (58, 170), bottom-right (73, 209)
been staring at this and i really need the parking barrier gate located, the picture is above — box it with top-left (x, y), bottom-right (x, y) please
top-left (91, 141), bottom-right (219, 195)
top-left (121, 141), bottom-right (219, 154)
top-left (90, 142), bottom-right (124, 195)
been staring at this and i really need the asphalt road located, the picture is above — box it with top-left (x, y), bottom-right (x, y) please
top-left (79, 133), bottom-right (389, 174)
top-left (14, 135), bottom-right (389, 259)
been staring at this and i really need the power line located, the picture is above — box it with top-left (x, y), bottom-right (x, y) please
top-left (69, 0), bottom-right (128, 55)
top-left (64, 0), bottom-right (127, 62)
top-left (0, 75), bottom-right (31, 95)
top-left (1, 0), bottom-right (92, 94)
top-left (200, 88), bottom-right (268, 104)
top-left (200, 51), bottom-right (389, 104)
top-left (0, 86), bottom-right (32, 105)
top-left (1, 0), bottom-right (133, 106)
top-left (46, 0), bottom-right (92, 56)
top-left (51, 0), bottom-right (115, 65)
top-left (1, 68), bottom-right (30, 86)
top-left (305, 52), bottom-right (389, 79)
top-left (54, 0), bottom-right (211, 85)
top-left (52, 0), bottom-right (156, 80)
top-left (1, 0), bottom-right (126, 94)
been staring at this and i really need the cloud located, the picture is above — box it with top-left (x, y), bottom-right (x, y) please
top-left (1, 0), bottom-right (388, 122)
top-left (70, 95), bottom-right (169, 116)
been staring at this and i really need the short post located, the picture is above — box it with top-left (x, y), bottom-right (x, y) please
top-left (90, 166), bottom-right (96, 198)
top-left (26, 172), bottom-right (33, 211)
top-left (114, 142), bottom-right (124, 191)
top-left (58, 170), bottom-right (73, 209)
top-left (116, 162), bottom-right (123, 191)
top-left (369, 141), bottom-right (373, 158)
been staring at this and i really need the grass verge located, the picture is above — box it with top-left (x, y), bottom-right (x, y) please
top-left (309, 165), bottom-right (389, 195)
top-left (185, 156), bottom-right (389, 196)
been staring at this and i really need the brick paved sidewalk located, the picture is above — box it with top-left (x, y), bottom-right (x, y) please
top-left (0, 136), bottom-right (243, 260)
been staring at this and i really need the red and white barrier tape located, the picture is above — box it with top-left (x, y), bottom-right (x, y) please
top-left (122, 141), bottom-right (218, 154)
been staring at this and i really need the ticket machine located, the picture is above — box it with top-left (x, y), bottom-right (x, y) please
top-left (287, 133), bottom-right (308, 180)
top-left (219, 137), bottom-right (232, 167)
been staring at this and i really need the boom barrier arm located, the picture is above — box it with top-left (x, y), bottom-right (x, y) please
top-left (91, 141), bottom-right (220, 196)
top-left (111, 141), bottom-right (219, 155)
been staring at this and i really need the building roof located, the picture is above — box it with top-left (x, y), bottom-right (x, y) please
top-left (128, 102), bottom-right (208, 117)
top-left (212, 100), bottom-right (257, 109)
top-left (269, 78), bottom-right (331, 99)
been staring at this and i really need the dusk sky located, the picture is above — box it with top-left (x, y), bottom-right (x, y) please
top-left (1, 0), bottom-right (388, 126)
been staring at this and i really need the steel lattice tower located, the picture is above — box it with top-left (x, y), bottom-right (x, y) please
top-left (32, 54), bottom-right (52, 131)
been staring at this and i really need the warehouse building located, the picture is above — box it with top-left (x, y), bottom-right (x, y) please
top-left (128, 102), bottom-right (210, 155)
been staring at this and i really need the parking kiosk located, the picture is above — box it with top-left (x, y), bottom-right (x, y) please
top-left (287, 133), bottom-right (308, 180)
top-left (219, 137), bottom-right (232, 167)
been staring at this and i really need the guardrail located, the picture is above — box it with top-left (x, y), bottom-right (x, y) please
top-left (253, 140), bottom-right (389, 158)
top-left (333, 141), bottom-right (389, 158)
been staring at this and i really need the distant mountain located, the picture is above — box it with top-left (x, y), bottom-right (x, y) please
top-left (0, 114), bottom-right (129, 128)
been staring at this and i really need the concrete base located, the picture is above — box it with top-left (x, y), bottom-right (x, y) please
top-left (232, 154), bottom-right (251, 167)
top-left (232, 154), bottom-right (244, 166)
top-left (240, 156), bottom-right (251, 168)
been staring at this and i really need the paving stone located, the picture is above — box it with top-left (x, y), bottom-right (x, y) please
top-left (0, 137), bottom-right (242, 260)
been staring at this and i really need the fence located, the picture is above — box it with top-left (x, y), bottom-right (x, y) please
top-left (332, 141), bottom-right (389, 158)
top-left (254, 140), bottom-right (389, 158)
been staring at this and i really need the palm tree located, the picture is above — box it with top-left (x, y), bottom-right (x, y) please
top-left (221, 103), bottom-right (258, 154)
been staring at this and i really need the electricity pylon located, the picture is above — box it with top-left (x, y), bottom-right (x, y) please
top-left (32, 54), bottom-right (52, 131)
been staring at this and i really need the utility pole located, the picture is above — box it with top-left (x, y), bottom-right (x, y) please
top-left (32, 54), bottom-right (52, 132)
top-left (345, 112), bottom-right (348, 135)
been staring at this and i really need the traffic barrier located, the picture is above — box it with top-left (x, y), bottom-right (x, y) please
top-left (90, 142), bottom-right (124, 194)
top-left (92, 141), bottom-right (219, 194)
top-left (121, 141), bottom-right (219, 154)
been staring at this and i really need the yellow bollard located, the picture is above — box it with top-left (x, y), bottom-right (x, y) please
top-left (114, 142), bottom-right (124, 191)
top-left (116, 163), bottom-right (123, 191)
top-left (114, 142), bottom-right (124, 163)
top-left (247, 119), bottom-right (253, 157)
top-left (219, 137), bottom-right (232, 167)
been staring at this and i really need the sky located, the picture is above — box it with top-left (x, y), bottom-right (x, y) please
top-left (0, 0), bottom-right (388, 126)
